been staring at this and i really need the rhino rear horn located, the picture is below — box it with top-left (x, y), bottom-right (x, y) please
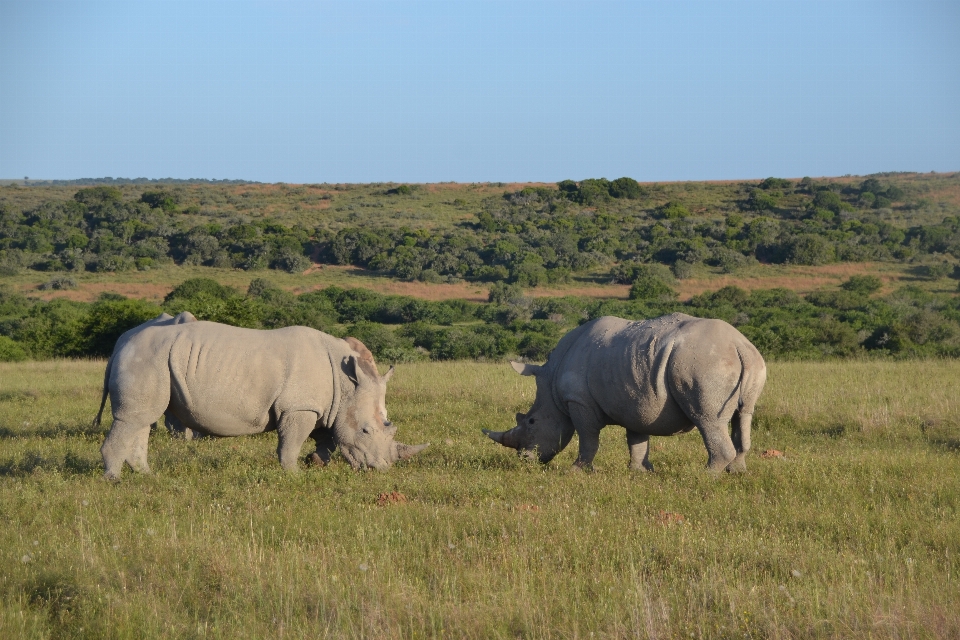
top-left (394, 442), bottom-right (430, 461)
top-left (483, 427), bottom-right (521, 449)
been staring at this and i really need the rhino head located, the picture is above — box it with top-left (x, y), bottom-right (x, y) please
top-left (483, 361), bottom-right (575, 463)
top-left (332, 338), bottom-right (429, 470)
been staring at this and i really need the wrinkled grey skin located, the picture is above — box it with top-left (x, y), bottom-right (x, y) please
top-left (92, 311), bottom-right (198, 437)
top-left (484, 314), bottom-right (767, 473)
top-left (99, 321), bottom-right (427, 479)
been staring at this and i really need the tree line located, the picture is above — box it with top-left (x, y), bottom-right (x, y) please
top-left (2, 177), bottom-right (959, 284)
top-left (3, 275), bottom-right (959, 363)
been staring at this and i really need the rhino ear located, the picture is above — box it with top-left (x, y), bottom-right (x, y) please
top-left (510, 361), bottom-right (543, 376)
top-left (342, 355), bottom-right (367, 385)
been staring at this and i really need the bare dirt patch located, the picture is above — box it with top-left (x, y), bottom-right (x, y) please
top-left (26, 282), bottom-right (173, 303)
top-left (678, 263), bottom-right (901, 299)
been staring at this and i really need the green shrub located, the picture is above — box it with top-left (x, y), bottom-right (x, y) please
top-left (656, 202), bottom-right (689, 219)
top-left (841, 275), bottom-right (882, 295)
top-left (82, 297), bottom-right (164, 357)
top-left (0, 335), bottom-right (28, 362)
top-left (626, 264), bottom-right (677, 301)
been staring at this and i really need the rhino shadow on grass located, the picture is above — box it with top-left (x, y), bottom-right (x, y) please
top-left (0, 451), bottom-right (99, 477)
top-left (0, 421), bottom-right (107, 440)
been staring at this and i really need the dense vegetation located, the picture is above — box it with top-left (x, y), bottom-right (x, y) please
top-left (3, 273), bottom-right (960, 363)
top-left (1, 173), bottom-right (959, 285)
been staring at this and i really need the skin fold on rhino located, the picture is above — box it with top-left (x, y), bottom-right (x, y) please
top-left (98, 321), bottom-right (427, 479)
top-left (92, 311), bottom-right (198, 436)
top-left (484, 313), bottom-right (767, 473)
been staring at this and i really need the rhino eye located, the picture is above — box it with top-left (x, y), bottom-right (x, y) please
top-left (528, 418), bottom-right (535, 424)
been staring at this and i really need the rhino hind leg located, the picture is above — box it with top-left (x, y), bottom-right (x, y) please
top-left (696, 420), bottom-right (738, 473)
top-left (164, 413), bottom-right (201, 441)
top-left (726, 410), bottom-right (752, 473)
top-left (277, 411), bottom-right (319, 472)
top-left (101, 419), bottom-right (152, 480)
top-left (626, 431), bottom-right (654, 471)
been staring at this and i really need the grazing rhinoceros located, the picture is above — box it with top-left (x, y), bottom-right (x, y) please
top-left (99, 321), bottom-right (427, 479)
top-left (92, 311), bottom-right (198, 438)
top-left (484, 313), bottom-right (766, 473)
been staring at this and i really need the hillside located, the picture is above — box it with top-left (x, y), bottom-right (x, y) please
top-left (2, 173), bottom-right (960, 363)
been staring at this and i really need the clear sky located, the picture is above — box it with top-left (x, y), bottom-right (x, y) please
top-left (1, 0), bottom-right (958, 183)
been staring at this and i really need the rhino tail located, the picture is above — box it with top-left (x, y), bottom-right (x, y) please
top-left (734, 344), bottom-right (766, 417)
top-left (92, 358), bottom-right (112, 430)
top-left (729, 345), bottom-right (766, 463)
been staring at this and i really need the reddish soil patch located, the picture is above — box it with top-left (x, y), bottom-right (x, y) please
top-left (760, 449), bottom-right (785, 459)
top-left (528, 285), bottom-right (630, 300)
top-left (376, 491), bottom-right (408, 506)
top-left (678, 263), bottom-right (896, 299)
top-left (26, 282), bottom-right (172, 303)
top-left (298, 276), bottom-right (490, 302)
top-left (656, 511), bottom-right (685, 525)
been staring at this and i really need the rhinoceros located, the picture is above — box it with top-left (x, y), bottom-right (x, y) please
top-left (99, 320), bottom-right (427, 479)
top-left (484, 313), bottom-right (766, 473)
top-left (93, 311), bottom-right (198, 438)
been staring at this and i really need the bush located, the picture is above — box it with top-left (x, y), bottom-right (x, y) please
top-left (165, 278), bottom-right (237, 303)
top-left (921, 262), bottom-right (952, 280)
top-left (670, 261), bottom-right (695, 280)
top-left (38, 276), bottom-right (78, 291)
top-left (841, 275), bottom-right (882, 295)
top-left (785, 234), bottom-right (834, 265)
top-left (609, 177), bottom-right (642, 199)
top-left (82, 297), bottom-right (164, 357)
top-left (488, 282), bottom-right (525, 304)
top-left (656, 202), bottom-right (689, 220)
top-left (628, 264), bottom-right (678, 301)
top-left (273, 251), bottom-right (311, 273)
top-left (0, 335), bottom-right (28, 362)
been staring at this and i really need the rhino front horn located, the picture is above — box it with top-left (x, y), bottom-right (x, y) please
top-left (394, 442), bottom-right (430, 461)
top-left (483, 428), bottom-right (520, 449)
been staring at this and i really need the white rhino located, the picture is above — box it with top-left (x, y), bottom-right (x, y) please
top-left (484, 314), bottom-right (767, 472)
top-left (99, 321), bottom-right (427, 479)
top-left (93, 311), bottom-right (198, 438)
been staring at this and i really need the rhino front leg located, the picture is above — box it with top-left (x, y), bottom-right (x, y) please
top-left (568, 403), bottom-right (604, 470)
top-left (307, 427), bottom-right (337, 466)
top-left (277, 411), bottom-right (319, 472)
top-left (101, 419), bottom-right (152, 480)
top-left (626, 431), bottom-right (654, 471)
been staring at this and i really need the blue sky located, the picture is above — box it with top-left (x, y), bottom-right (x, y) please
top-left (1, 0), bottom-right (958, 183)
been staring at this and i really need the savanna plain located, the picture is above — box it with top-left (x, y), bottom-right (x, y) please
top-left (1, 358), bottom-right (958, 639)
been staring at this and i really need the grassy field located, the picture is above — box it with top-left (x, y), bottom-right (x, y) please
top-left (1, 359), bottom-right (958, 638)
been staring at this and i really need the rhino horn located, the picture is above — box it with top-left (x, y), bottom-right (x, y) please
top-left (394, 442), bottom-right (430, 461)
top-left (483, 427), bottom-right (521, 449)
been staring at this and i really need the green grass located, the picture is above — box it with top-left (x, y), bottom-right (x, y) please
top-left (1, 359), bottom-right (958, 638)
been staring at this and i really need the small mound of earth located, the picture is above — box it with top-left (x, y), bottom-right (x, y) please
top-left (377, 491), bottom-right (408, 506)
top-left (656, 510), bottom-right (685, 525)
top-left (760, 449), bottom-right (785, 459)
